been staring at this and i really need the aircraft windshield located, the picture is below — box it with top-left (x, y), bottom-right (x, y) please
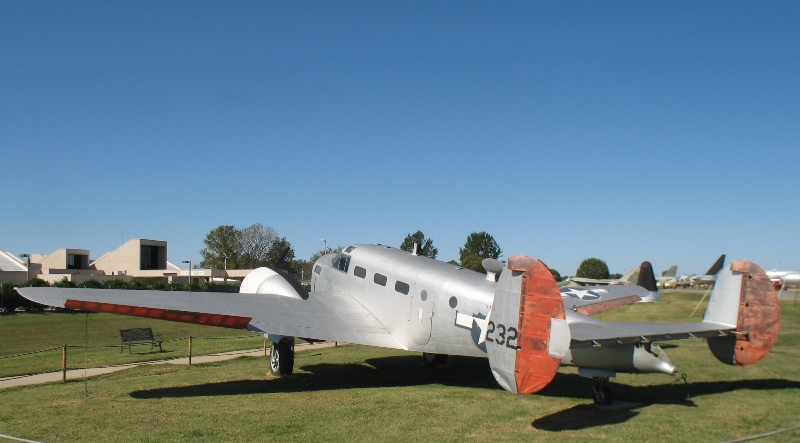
top-left (332, 253), bottom-right (351, 273)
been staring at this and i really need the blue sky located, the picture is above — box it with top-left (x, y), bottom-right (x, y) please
top-left (2, 1), bottom-right (798, 276)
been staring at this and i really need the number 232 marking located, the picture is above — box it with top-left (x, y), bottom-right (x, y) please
top-left (486, 321), bottom-right (520, 350)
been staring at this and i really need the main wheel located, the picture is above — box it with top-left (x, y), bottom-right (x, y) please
top-left (270, 339), bottom-right (294, 377)
top-left (423, 352), bottom-right (448, 367)
top-left (592, 380), bottom-right (614, 405)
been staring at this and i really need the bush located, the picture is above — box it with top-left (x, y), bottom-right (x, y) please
top-left (103, 279), bottom-right (131, 290)
top-left (185, 282), bottom-right (200, 292)
top-left (576, 257), bottom-right (610, 280)
top-left (165, 281), bottom-right (185, 291)
top-left (52, 278), bottom-right (77, 288)
top-left (151, 281), bottom-right (166, 290)
top-left (80, 279), bottom-right (104, 289)
top-left (1, 282), bottom-right (22, 313)
top-left (127, 280), bottom-right (147, 290)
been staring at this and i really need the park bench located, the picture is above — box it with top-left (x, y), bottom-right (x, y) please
top-left (119, 327), bottom-right (163, 354)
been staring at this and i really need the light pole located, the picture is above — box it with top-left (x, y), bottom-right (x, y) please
top-left (20, 254), bottom-right (30, 281)
top-left (182, 260), bottom-right (192, 287)
top-left (321, 239), bottom-right (327, 255)
top-left (223, 255), bottom-right (227, 284)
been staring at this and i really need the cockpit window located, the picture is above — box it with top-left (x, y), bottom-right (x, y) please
top-left (344, 246), bottom-right (356, 253)
top-left (332, 253), bottom-right (351, 273)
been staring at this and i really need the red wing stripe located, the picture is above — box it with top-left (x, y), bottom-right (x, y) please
top-left (575, 295), bottom-right (642, 316)
top-left (64, 299), bottom-right (252, 329)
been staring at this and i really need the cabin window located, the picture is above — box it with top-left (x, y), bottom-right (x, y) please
top-left (332, 254), bottom-right (351, 273)
top-left (314, 265), bottom-right (322, 274)
top-left (354, 266), bottom-right (366, 278)
top-left (395, 281), bottom-right (410, 295)
top-left (374, 273), bottom-right (387, 286)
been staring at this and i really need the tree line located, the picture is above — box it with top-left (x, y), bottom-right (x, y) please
top-left (199, 224), bottom-right (614, 282)
top-left (1, 224), bottom-right (616, 313)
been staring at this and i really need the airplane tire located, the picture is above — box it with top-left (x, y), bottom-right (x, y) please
top-left (593, 381), bottom-right (614, 406)
top-left (423, 352), bottom-right (448, 367)
top-left (270, 339), bottom-right (294, 377)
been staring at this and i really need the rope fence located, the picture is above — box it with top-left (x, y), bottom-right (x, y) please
top-left (0, 334), bottom-right (268, 382)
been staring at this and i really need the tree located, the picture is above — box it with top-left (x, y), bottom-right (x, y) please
top-left (199, 223), bottom-right (283, 270)
top-left (459, 231), bottom-right (502, 262)
top-left (266, 237), bottom-right (295, 271)
top-left (460, 255), bottom-right (485, 272)
top-left (399, 231), bottom-right (438, 259)
top-left (576, 258), bottom-right (610, 280)
top-left (239, 224), bottom-right (277, 268)
top-left (200, 225), bottom-right (242, 269)
top-left (1, 282), bottom-right (21, 313)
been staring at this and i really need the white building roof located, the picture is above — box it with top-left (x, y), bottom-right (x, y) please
top-left (0, 251), bottom-right (27, 272)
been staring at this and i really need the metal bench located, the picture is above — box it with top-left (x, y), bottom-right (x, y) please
top-left (119, 327), bottom-right (163, 354)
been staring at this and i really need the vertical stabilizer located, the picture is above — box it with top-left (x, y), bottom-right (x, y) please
top-left (636, 261), bottom-right (659, 302)
top-left (661, 266), bottom-right (678, 278)
top-left (706, 254), bottom-right (726, 276)
top-left (704, 261), bottom-right (780, 366)
top-left (487, 256), bottom-right (568, 395)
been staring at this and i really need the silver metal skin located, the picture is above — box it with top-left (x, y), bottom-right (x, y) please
top-left (17, 243), bottom-right (763, 394)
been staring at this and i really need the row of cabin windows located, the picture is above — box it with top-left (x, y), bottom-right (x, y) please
top-left (352, 265), bottom-right (409, 295)
top-left (326, 253), bottom-right (410, 296)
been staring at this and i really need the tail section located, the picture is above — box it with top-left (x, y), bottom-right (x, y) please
top-left (704, 260), bottom-right (780, 366)
top-left (706, 254), bottom-right (726, 276)
top-left (662, 265), bottom-right (678, 278)
top-left (636, 261), bottom-right (660, 302)
top-left (486, 256), bottom-right (569, 394)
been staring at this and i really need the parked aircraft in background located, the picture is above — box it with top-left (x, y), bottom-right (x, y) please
top-left (767, 269), bottom-right (800, 295)
top-left (558, 261), bottom-right (660, 302)
top-left (17, 244), bottom-right (779, 405)
top-left (660, 255), bottom-right (726, 289)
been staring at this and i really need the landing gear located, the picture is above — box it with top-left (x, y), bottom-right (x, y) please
top-left (423, 352), bottom-right (448, 367)
top-left (270, 338), bottom-right (294, 377)
top-left (592, 377), bottom-right (614, 405)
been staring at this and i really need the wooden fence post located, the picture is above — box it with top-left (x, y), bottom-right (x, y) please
top-left (62, 345), bottom-right (67, 382)
top-left (188, 336), bottom-right (193, 366)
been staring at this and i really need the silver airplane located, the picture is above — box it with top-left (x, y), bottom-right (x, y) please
top-left (17, 244), bottom-right (780, 405)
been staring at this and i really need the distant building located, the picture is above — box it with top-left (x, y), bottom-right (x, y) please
top-left (1, 239), bottom-right (252, 285)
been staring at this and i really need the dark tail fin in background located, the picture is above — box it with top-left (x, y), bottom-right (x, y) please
top-left (661, 265), bottom-right (677, 277)
top-left (706, 254), bottom-right (726, 276)
top-left (637, 261), bottom-right (659, 302)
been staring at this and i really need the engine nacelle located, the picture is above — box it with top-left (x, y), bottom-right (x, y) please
top-left (240, 267), bottom-right (308, 300)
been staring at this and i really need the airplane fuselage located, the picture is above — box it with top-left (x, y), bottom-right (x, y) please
top-left (311, 244), bottom-right (495, 358)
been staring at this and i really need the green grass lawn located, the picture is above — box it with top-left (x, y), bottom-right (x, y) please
top-left (1, 292), bottom-right (799, 442)
top-left (0, 311), bottom-right (264, 377)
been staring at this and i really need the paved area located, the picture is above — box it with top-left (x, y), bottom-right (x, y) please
top-left (0, 341), bottom-right (338, 389)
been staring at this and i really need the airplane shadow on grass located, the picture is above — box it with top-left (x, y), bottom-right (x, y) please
top-left (532, 376), bottom-right (800, 431)
top-left (129, 353), bottom-right (800, 430)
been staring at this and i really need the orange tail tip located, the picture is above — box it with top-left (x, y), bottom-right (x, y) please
top-left (487, 256), bottom-right (569, 395)
top-left (707, 260), bottom-right (780, 366)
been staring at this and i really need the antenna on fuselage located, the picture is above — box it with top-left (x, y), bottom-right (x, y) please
top-left (412, 242), bottom-right (419, 256)
top-left (482, 258), bottom-right (504, 281)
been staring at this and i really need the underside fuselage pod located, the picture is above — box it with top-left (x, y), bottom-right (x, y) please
top-left (310, 245), bottom-right (495, 357)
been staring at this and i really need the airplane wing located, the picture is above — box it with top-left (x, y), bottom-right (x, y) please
top-left (559, 285), bottom-right (644, 315)
top-left (566, 312), bottom-right (734, 348)
top-left (16, 287), bottom-right (404, 350)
